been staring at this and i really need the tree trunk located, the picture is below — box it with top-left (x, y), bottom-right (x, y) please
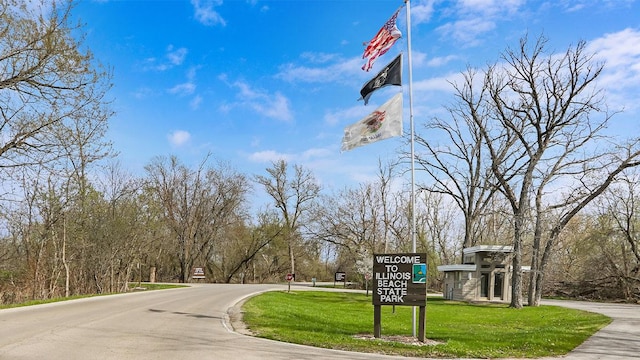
top-left (63, 217), bottom-right (70, 298)
top-left (289, 243), bottom-right (295, 280)
top-left (510, 248), bottom-right (523, 308)
top-left (510, 217), bottom-right (524, 308)
top-left (149, 267), bottom-right (156, 283)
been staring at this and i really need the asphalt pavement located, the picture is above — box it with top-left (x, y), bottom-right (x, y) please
top-left (538, 299), bottom-right (640, 360)
top-left (0, 283), bottom-right (637, 359)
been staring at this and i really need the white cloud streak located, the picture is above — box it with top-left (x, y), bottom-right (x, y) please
top-left (220, 77), bottom-right (294, 122)
top-left (587, 28), bottom-right (640, 111)
top-left (191, 0), bottom-right (226, 26)
top-left (168, 130), bottom-right (191, 147)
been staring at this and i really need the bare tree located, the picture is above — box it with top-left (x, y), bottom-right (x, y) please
top-left (255, 160), bottom-right (319, 278)
top-left (0, 0), bottom-right (112, 171)
top-left (416, 191), bottom-right (458, 267)
top-left (445, 34), bottom-right (640, 308)
top-left (309, 184), bottom-right (383, 254)
top-left (212, 211), bottom-right (283, 283)
top-left (145, 155), bottom-right (250, 283)
top-left (593, 172), bottom-right (640, 300)
top-left (375, 159), bottom-right (400, 253)
top-left (307, 160), bottom-right (402, 256)
top-left (0, 0), bottom-right (113, 300)
top-left (607, 174), bottom-right (640, 269)
top-left (414, 75), bottom-right (500, 254)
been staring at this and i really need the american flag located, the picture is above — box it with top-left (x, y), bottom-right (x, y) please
top-left (362, 9), bottom-right (402, 72)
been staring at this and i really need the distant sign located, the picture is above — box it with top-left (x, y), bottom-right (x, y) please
top-left (192, 267), bottom-right (205, 279)
top-left (335, 272), bottom-right (346, 282)
top-left (286, 273), bottom-right (293, 281)
top-left (372, 253), bottom-right (427, 306)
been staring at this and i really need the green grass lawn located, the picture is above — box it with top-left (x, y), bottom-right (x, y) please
top-left (242, 290), bottom-right (611, 358)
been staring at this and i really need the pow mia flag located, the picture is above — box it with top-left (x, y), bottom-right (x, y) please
top-left (359, 53), bottom-right (402, 105)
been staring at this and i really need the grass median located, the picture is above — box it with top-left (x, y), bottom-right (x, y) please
top-left (241, 290), bottom-right (611, 358)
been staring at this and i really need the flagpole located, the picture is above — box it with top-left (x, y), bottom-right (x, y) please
top-left (404, 0), bottom-right (417, 339)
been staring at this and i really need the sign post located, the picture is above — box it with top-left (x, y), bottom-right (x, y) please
top-left (372, 253), bottom-right (427, 342)
top-left (286, 273), bottom-right (293, 292)
top-left (334, 271), bottom-right (346, 288)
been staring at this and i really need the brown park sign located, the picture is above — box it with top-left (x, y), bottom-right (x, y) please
top-left (372, 253), bottom-right (427, 306)
top-left (192, 267), bottom-right (205, 279)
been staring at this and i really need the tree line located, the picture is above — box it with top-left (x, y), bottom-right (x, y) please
top-left (1, 0), bottom-right (639, 306)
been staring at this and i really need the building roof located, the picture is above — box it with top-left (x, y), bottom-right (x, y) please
top-left (463, 245), bottom-right (513, 255)
top-left (437, 264), bottom-right (532, 272)
top-left (437, 264), bottom-right (477, 272)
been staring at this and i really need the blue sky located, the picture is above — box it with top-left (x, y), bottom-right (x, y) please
top-left (71, 0), bottom-right (640, 208)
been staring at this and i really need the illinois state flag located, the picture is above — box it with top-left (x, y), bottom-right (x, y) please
top-left (341, 93), bottom-right (403, 152)
top-left (359, 53), bottom-right (402, 105)
top-left (362, 8), bottom-right (402, 72)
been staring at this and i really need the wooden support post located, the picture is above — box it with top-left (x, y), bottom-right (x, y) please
top-left (374, 305), bottom-right (381, 338)
top-left (418, 305), bottom-right (426, 342)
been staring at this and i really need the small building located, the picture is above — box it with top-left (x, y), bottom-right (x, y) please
top-left (438, 245), bottom-right (524, 302)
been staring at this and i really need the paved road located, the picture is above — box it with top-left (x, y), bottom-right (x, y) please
top-left (540, 299), bottom-right (640, 360)
top-left (0, 284), bottom-right (638, 359)
top-left (0, 284), bottom-right (418, 360)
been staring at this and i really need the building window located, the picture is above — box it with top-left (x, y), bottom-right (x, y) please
top-left (494, 272), bottom-right (504, 298)
top-left (454, 272), bottom-right (462, 289)
top-left (480, 273), bottom-right (489, 297)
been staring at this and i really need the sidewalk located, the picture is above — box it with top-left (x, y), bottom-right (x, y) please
top-left (541, 300), bottom-right (640, 359)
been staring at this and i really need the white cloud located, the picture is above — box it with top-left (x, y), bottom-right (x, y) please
top-left (224, 79), bottom-right (294, 122)
top-left (458, 0), bottom-right (524, 17)
top-left (132, 87), bottom-right (155, 99)
top-left (407, 50), bottom-right (428, 68)
top-left (276, 56), bottom-right (361, 83)
top-left (169, 66), bottom-right (200, 98)
top-left (142, 46), bottom-right (188, 71)
top-left (324, 105), bottom-right (372, 126)
top-left (191, 0), bottom-right (226, 26)
top-left (411, 0), bottom-right (436, 25)
top-left (300, 148), bottom-right (333, 160)
top-left (168, 82), bottom-right (196, 95)
top-left (166, 46), bottom-right (188, 66)
top-left (587, 28), bottom-right (640, 111)
top-left (168, 130), bottom-right (191, 147)
top-left (248, 150), bottom-right (292, 163)
top-left (437, 18), bottom-right (496, 46)
top-left (413, 72), bottom-right (464, 93)
top-left (434, 0), bottom-right (525, 46)
top-left (300, 52), bottom-right (338, 64)
top-left (247, 147), bottom-right (332, 164)
top-left (190, 95), bottom-right (203, 110)
top-left (249, 92), bottom-right (292, 122)
top-left (426, 54), bottom-right (459, 67)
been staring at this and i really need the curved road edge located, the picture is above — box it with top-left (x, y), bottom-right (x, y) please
top-left (222, 284), bottom-right (640, 360)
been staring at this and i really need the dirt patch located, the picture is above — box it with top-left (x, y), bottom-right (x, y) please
top-left (353, 334), bottom-right (443, 346)
top-left (226, 299), bottom-right (254, 335)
